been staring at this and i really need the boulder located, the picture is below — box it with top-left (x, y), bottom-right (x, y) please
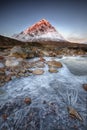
top-left (47, 60), bottom-right (62, 68)
top-left (5, 57), bottom-right (23, 67)
top-left (10, 46), bottom-right (27, 59)
top-left (49, 67), bottom-right (58, 73)
top-left (32, 69), bottom-right (44, 75)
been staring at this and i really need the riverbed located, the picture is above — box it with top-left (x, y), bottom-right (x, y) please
top-left (0, 56), bottom-right (87, 130)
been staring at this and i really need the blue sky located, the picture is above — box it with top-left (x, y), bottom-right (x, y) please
top-left (0, 0), bottom-right (87, 42)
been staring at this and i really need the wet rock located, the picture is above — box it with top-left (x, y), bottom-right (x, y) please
top-left (83, 84), bottom-right (87, 91)
top-left (67, 106), bottom-right (83, 121)
top-left (24, 97), bottom-right (31, 104)
top-left (49, 67), bottom-right (58, 73)
top-left (10, 46), bottom-right (27, 58)
top-left (47, 60), bottom-right (62, 68)
top-left (32, 69), bottom-right (44, 75)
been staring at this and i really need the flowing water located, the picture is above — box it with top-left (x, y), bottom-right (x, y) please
top-left (0, 56), bottom-right (87, 130)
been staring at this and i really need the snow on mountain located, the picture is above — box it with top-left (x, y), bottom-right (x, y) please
top-left (13, 19), bottom-right (65, 42)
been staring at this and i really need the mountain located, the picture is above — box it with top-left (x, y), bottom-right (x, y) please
top-left (13, 19), bottom-right (65, 42)
top-left (0, 35), bottom-right (24, 49)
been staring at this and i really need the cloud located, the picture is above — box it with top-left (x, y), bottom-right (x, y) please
top-left (66, 33), bottom-right (87, 43)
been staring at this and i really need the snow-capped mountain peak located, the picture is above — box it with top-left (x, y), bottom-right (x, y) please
top-left (23, 19), bottom-right (57, 35)
top-left (13, 19), bottom-right (65, 42)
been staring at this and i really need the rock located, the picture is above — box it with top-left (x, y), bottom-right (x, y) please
top-left (39, 57), bottom-right (46, 62)
top-left (28, 53), bottom-right (34, 58)
top-left (20, 69), bottom-right (26, 73)
top-left (0, 56), bottom-right (4, 60)
top-left (32, 69), bottom-right (44, 75)
top-left (36, 62), bottom-right (45, 68)
top-left (18, 72), bottom-right (25, 77)
top-left (5, 57), bottom-right (23, 67)
top-left (0, 68), bottom-right (5, 75)
top-left (0, 75), bottom-right (5, 87)
top-left (5, 74), bottom-right (11, 82)
top-left (10, 46), bottom-right (27, 59)
top-left (11, 76), bottom-right (16, 80)
top-left (83, 84), bottom-right (87, 91)
top-left (24, 97), bottom-right (31, 104)
top-left (2, 114), bottom-right (8, 120)
top-left (41, 51), bottom-right (49, 56)
top-left (49, 67), bottom-right (58, 73)
top-left (47, 61), bottom-right (62, 68)
top-left (49, 52), bottom-right (57, 57)
top-left (67, 106), bottom-right (83, 121)
top-left (24, 73), bottom-right (30, 77)
top-left (28, 70), bottom-right (33, 73)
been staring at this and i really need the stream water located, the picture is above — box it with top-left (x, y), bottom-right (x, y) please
top-left (0, 56), bottom-right (87, 130)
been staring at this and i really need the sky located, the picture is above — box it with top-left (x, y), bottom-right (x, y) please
top-left (0, 0), bottom-right (87, 42)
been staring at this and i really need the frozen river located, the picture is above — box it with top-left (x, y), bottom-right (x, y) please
top-left (0, 56), bottom-right (87, 130)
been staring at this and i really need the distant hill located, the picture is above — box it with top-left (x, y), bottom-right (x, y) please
top-left (0, 35), bottom-right (87, 50)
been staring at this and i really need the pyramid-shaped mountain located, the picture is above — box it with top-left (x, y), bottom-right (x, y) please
top-left (13, 19), bottom-right (65, 42)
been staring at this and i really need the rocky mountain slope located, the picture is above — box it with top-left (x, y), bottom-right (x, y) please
top-left (13, 19), bottom-right (65, 42)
